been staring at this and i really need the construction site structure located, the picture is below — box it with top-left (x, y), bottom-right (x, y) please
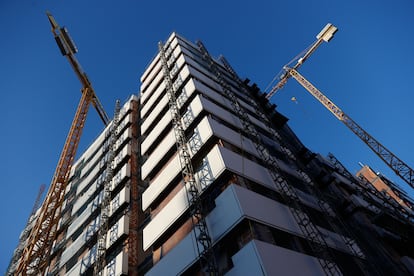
top-left (14, 13), bottom-right (111, 275)
top-left (6, 184), bottom-right (45, 274)
top-left (8, 30), bottom-right (414, 275)
top-left (266, 23), bottom-right (414, 192)
top-left (137, 33), bottom-right (414, 275)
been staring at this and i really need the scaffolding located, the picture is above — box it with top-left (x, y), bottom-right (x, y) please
top-left (95, 100), bottom-right (121, 275)
top-left (199, 46), bottom-right (341, 275)
top-left (158, 41), bottom-right (217, 275)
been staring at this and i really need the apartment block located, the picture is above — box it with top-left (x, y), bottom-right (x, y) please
top-left (136, 32), bottom-right (414, 275)
top-left (8, 32), bottom-right (414, 275)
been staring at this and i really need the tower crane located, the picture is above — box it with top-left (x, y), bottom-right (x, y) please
top-left (266, 23), bottom-right (414, 191)
top-left (16, 12), bottom-right (109, 275)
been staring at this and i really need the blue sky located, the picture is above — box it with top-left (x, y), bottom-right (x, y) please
top-left (1, 0), bottom-right (414, 272)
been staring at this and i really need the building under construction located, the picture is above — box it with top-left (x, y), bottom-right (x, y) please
top-left (8, 32), bottom-right (414, 275)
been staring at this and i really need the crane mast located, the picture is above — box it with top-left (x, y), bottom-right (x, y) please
top-left (267, 23), bottom-right (414, 190)
top-left (16, 13), bottom-right (109, 275)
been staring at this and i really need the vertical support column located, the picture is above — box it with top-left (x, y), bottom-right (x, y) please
top-left (126, 99), bottom-right (146, 275)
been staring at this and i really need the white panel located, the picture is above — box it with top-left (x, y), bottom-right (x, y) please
top-left (66, 259), bottom-right (82, 276)
top-left (104, 250), bottom-right (128, 276)
top-left (141, 53), bottom-right (160, 84)
top-left (218, 146), bottom-right (275, 191)
top-left (141, 111), bottom-right (172, 155)
top-left (187, 65), bottom-right (222, 92)
top-left (79, 150), bottom-right (102, 180)
top-left (72, 123), bottom-right (110, 172)
top-left (67, 192), bottom-right (102, 238)
top-left (143, 145), bottom-right (225, 249)
top-left (117, 112), bottom-right (132, 132)
top-left (233, 184), bottom-right (302, 234)
top-left (144, 185), bottom-right (317, 275)
top-left (141, 59), bottom-right (162, 93)
top-left (115, 128), bottom-right (132, 151)
top-left (141, 95), bottom-right (169, 134)
top-left (141, 130), bottom-right (175, 180)
top-left (72, 181), bottom-right (99, 215)
top-left (114, 144), bottom-right (131, 168)
top-left (238, 97), bottom-right (258, 114)
top-left (142, 116), bottom-right (214, 180)
top-left (226, 240), bottom-right (326, 276)
top-left (248, 113), bottom-right (268, 131)
top-left (142, 154), bottom-right (181, 210)
top-left (225, 241), bottom-right (269, 276)
top-left (209, 118), bottom-right (257, 157)
top-left (143, 187), bottom-right (188, 250)
top-left (118, 95), bottom-right (137, 120)
top-left (199, 95), bottom-right (244, 130)
top-left (140, 80), bottom-right (165, 119)
top-left (141, 93), bottom-right (203, 156)
top-left (61, 215), bottom-right (100, 267)
top-left (145, 233), bottom-right (198, 276)
top-left (317, 227), bottom-right (351, 253)
top-left (110, 186), bottom-right (130, 216)
top-left (295, 189), bottom-right (323, 211)
top-left (112, 163), bottom-right (131, 191)
top-left (106, 215), bottom-right (129, 248)
top-left (205, 182), bottom-right (244, 242)
top-left (142, 66), bottom-right (164, 101)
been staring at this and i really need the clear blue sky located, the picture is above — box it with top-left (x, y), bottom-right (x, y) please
top-left (1, 0), bottom-right (413, 272)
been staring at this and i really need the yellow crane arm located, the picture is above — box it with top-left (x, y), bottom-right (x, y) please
top-left (46, 12), bottom-right (110, 125)
top-left (16, 88), bottom-right (93, 275)
top-left (266, 23), bottom-right (337, 100)
top-left (17, 12), bottom-right (110, 274)
top-left (288, 67), bottom-right (414, 190)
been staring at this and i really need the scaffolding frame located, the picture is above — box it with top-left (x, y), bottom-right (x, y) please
top-left (206, 51), bottom-right (341, 275)
top-left (158, 41), bottom-right (217, 275)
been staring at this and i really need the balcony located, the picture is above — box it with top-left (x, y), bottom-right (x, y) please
top-left (226, 240), bottom-right (325, 276)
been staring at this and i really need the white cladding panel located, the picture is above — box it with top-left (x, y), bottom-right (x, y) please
top-left (143, 145), bottom-right (302, 250)
top-left (60, 215), bottom-right (100, 268)
top-left (64, 216), bottom-right (129, 275)
top-left (72, 181), bottom-right (99, 215)
top-left (104, 250), bottom-right (128, 276)
top-left (226, 240), bottom-right (325, 276)
top-left (140, 80), bottom-right (165, 118)
top-left (142, 154), bottom-right (181, 209)
top-left (110, 186), bottom-right (130, 216)
top-left (146, 184), bottom-right (309, 275)
top-left (67, 192), bottom-right (102, 237)
top-left (142, 66), bottom-right (164, 103)
top-left (142, 145), bottom-right (225, 250)
top-left (141, 95), bottom-right (169, 134)
top-left (209, 118), bottom-right (257, 157)
top-left (145, 233), bottom-right (198, 276)
top-left (143, 186), bottom-right (188, 250)
top-left (141, 131), bottom-right (175, 180)
top-left (141, 111), bottom-right (172, 155)
top-left (142, 116), bottom-right (214, 180)
top-left (107, 215), bottom-right (129, 248)
top-left (218, 146), bottom-right (275, 191)
top-left (141, 58), bottom-right (162, 93)
top-left (141, 54), bottom-right (160, 87)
